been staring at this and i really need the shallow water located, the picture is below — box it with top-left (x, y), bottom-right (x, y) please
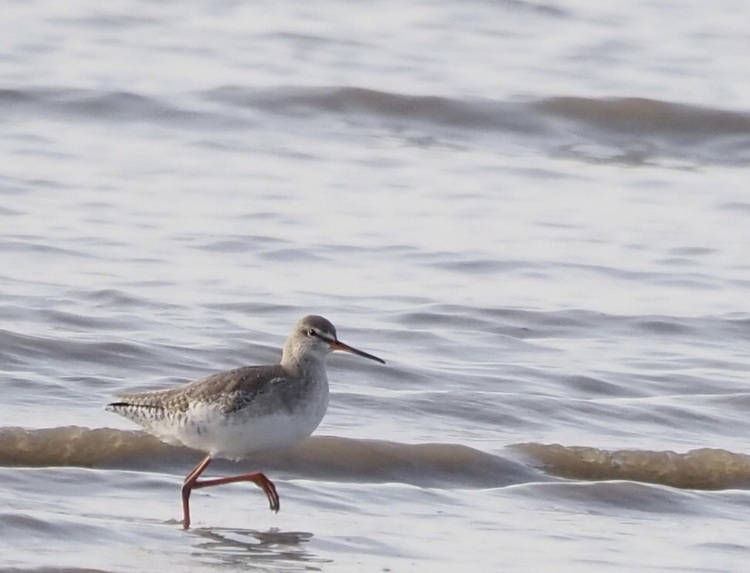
top-left (3, 0), bottom-right (750, 571)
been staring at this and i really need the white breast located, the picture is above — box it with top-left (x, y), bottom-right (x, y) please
top-left (166, 383), bottom-right (330, 460)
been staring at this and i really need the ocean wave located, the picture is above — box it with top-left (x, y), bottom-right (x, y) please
top-left (515, 442), bottom-right (750, 490)
top-left (0, 87), bottom-right (240, 130)
top-left (205, 85), bottom-right (546, 134)
top-left (205, 86), bottom-right (750, 164)
top-left (209, 85), bottom-right (750, 137)
top-left (0, 427), bottom-right (538, 488)
top-left (535, 96), bottom-right (750, 137)
top-left (0, 329), bottom-right (155, 370)
top-left (3, 427), bottom-right (750, 492)
top-left (4, 86), bottom-right (747, 165)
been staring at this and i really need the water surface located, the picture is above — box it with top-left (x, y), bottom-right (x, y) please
top-left (2, 1), bottom-right (750, 571)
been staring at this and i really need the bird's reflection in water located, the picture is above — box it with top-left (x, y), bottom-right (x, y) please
top-left (190, 527), bottom-right (329, 570)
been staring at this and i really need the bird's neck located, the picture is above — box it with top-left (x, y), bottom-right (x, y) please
top-left (281, 353), bottom-right (328, 381)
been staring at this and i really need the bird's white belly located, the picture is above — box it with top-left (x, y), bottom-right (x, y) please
top-left (165, 395), bottom-right (328, 460)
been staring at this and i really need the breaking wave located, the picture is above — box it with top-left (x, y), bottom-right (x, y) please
top-left (2, 427), bottom-right (750, 491)
top-left (514, 442), bottom-right (750, 490)
top-left (2, 86), bottom-right (748, 165)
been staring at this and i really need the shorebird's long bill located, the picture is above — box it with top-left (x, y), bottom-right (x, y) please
top-left (330, 340), bottom-right (386, 364)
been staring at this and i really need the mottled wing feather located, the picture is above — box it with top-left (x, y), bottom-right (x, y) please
top-left (107, 364), bottom-right (290, 421)
top-left (200, 365), bottom-right (290, 413)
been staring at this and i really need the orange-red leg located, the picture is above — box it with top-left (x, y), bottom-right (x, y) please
top-left (181, 454), bottom-right (280, 529)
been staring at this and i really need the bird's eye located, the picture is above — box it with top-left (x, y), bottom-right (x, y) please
top-left (307, 328), bottom-right (316, 337)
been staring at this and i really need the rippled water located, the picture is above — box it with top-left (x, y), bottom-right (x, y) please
top-left (3, 0), bottom-right (750, 571)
